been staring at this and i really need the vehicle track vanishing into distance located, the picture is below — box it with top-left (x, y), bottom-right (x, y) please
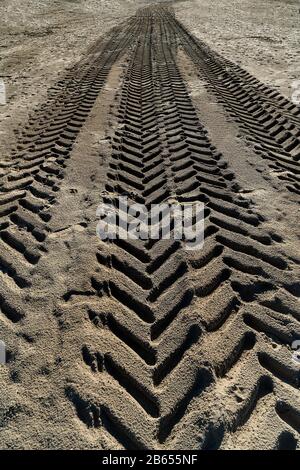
top-left (0, 4), bottom-right (299, 451)
top-left (165, 11), bottom-right (300, 195)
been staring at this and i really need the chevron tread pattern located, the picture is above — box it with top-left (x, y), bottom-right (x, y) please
top-left (162, 10), bottom-right (300, 196)
top-left (63, 7), bottom-right (300, 450)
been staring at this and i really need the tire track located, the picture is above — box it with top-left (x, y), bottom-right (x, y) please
top-left (64, 6), bottom-right (300, 450)
top-left (161, 7), bottom-right (300, 195)
top-left (0, 17), bottom-right (142, 319)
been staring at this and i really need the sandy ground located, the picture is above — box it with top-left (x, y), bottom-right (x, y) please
top-left (175, 0), bottom-right (300, 99)
top-left (1, 0), bottom-right (299, 149)
top-left (0, 0), bottom-right (141, 154)
top-left (0, 0), bottom-right (299, 451)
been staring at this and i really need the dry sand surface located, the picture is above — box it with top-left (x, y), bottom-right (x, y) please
top-left (175, 0), bottom-right (300, 98)
top-left (0, 0), bottom-right (299, 450)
